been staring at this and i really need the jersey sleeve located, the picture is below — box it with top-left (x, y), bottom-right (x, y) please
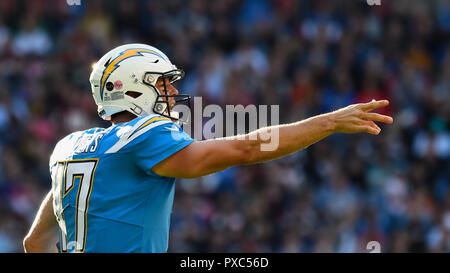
top-left (132, 121), bottom-right (194, 175)
top-left (49, 132), bottom-right (82, 178)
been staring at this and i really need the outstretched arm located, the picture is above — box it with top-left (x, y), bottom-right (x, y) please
top-left (152, 100), bottom-right (393, 178)
top-left (23, 190), bottom-right (59, 253)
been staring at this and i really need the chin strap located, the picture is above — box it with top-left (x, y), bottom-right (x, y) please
top-left (169, 111), bottom-right (179, 120)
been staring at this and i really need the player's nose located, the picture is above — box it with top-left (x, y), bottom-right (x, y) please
top-left (167, 83), bottom-right (179, 96)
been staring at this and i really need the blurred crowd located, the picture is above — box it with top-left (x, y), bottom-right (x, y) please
top-left (0, 0), bottom-right (449, 252)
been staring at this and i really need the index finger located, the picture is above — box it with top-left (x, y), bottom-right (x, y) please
top-left (360, 100), bottom-right (390, 112)
top-left (361, 112), bottom-right (394, 124)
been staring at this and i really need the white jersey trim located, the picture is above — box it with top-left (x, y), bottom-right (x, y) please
top-left (105, 119), bottom-right (172, 154)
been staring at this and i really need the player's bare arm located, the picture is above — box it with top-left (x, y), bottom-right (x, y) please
top-left (23, 190), bottom-right (58, 253)
top-left (152, 100), bottom-right (393, 178)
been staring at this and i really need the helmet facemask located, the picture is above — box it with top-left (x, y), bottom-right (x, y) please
top-left (142, 69), bottom-right (191, 123)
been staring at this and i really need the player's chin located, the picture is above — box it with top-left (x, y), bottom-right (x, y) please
top-left (169, 101), bottom-right (176, 111)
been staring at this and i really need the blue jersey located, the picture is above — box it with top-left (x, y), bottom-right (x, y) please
top-left (49, 114), bottom-right (194, 253)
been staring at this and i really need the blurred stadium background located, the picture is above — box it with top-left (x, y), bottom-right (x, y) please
top-left (0, 0), bottom-right (449, 253)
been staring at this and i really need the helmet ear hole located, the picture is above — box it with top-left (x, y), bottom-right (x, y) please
top-left (125, 91), bottom-right (142, 98)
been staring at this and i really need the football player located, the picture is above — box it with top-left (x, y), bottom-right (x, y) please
top-left (23, 44), bottom-right (393, 253)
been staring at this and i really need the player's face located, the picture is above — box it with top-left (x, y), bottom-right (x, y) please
top-left (155, 77), bottom-right (179, 109)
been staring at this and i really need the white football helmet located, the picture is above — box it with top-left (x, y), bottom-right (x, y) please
top-left (89, 43), bottom-right (190, 121)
